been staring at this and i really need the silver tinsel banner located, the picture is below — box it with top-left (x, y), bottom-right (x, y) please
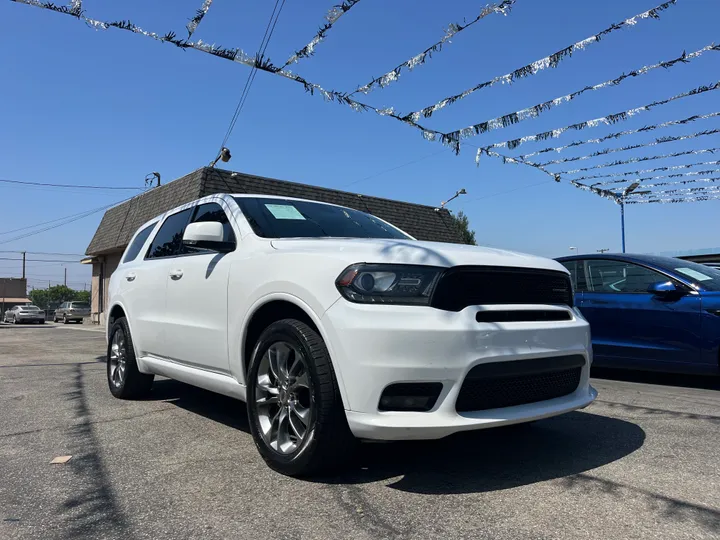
top-left (351, 0), bottom-right (515, 96)
top-left (187, 0), bottom-right (213, 37)
top-left (282, 0), bottom-right (363, 68)
top-left (572, 160), bottom-right (720, 183)
top-left (514, 112), bottom-right (720, 160)
top-left (406, 0), bottom-right (680, 122)
top-left (627, 192), bottom-right (720, 204)
top-left (594, 168), bottom-right (720, 187)
top-left (560, 147), bottom-right (720, 175)
top-left (533, 129), bottom-right (720, 167)
top-left (638, 176), bottom-right (720, 189)
top-left (447, 43), bottom-right (717, 146)
top-left (475, 80), bottom-right (720, 161)
top-left (628, 184), bottom-right (720, 199)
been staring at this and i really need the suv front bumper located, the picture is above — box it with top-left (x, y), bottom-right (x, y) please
top-left (321, 301), bottom-right (596, 441)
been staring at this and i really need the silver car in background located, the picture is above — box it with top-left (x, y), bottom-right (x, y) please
top-left (53, 301), bottom-right (91, 324)
top-left (3, 305), bottom-right (46, 324)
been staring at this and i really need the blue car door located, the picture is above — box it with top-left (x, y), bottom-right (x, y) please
top-left (579, 259), bottom-right (702, 370)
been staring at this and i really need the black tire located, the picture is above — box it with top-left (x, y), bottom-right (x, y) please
top-left (246, 319), bottom-right (355, 477)
top-left (13, 316), bottom-right (18, 325)
top-left (63, 314), bottom-right (68, 324)
top-left (107, 316), bottom-right (154, 399)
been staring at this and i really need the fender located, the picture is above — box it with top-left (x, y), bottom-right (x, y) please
top-left (105, 300), bottom-right (152, 375)
top-left (233, 292), bottom-right (350, 410)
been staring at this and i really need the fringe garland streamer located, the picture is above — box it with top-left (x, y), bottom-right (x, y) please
top-left (627, 192), bottom-right (720, 204)
top-left (639, 175), bottom-right (720, 189)
top-left (572, 160), bottom-right (720, 184)
top-left (594, 168), bottom-right (720, 188)
top-left (407, 0), bottom-right (680, 122)
top-left (559, 147), bottom-right (720, 175)
top-left (187, 0), bottom-right (213, 38)
top-left (533, 128), bottom-right (720, 167)
top-left (351, 0), bottom-right (515, 96)
top-left (515, 112), bottom-right (720, 160)
top-left (282, 0), bottom-right (363, 68)
top-left (629, 184), bottom-right (720, 199)
top-left (475, 80), bottom-right (720, 161)
top-left (443, 42), bottom-right (720, 144)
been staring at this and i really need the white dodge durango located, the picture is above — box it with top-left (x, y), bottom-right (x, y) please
top-left (106, 193), bottom-right (596, 475)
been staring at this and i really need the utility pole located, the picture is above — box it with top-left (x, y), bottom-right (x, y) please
top-left (22, 251), bottom-right (26, 279)
top-left (64, 268), bottom-right (67, 287)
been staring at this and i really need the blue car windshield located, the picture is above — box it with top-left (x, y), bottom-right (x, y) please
top-left (644, 256), bottom-right (720, 291)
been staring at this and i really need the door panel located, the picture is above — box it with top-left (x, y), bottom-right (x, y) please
top-left (163, 253), bottom-right (232, 373)
top-left (162, 202), bottom-right (236, 374)
top-left (578, 259), bottom-right (702, 369)
top-left (128, 207), bottom-right (194, 358)
top-left (121, 258), bottom-right (171, 357)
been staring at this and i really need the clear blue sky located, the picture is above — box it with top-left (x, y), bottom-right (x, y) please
top-left (1, 0), bottom-right (719, 288)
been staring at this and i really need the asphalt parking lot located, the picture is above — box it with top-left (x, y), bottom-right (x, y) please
top-left (1, 324), bottom-right (719, 540)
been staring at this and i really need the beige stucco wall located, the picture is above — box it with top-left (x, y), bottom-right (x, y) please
top-left (90, 251), bottom-right (122, 326)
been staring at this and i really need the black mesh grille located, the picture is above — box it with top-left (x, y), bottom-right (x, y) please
top-left (431, 266), bottom-right (573, 312)
top-left (455, 355), bottom-right (584, 413)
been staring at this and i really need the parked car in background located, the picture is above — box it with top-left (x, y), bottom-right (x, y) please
top-left (53, 301), bottom-right (91, 323)
top-left (105, 193), bottom-right (596, 476)
top-left (3, 305), bottom-right (45, 324)
top-left (557, 254), bottom-right (720, 375)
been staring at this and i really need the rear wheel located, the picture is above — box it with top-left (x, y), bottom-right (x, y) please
top-left (247, 319), bottom-right (355, 476)
top-left (107, 316), bottom-right (154, 399)
top-left (63, 314), bottom-right (68, 324)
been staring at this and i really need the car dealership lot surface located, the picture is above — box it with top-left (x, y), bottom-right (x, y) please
top-left (1, 324), bottom-right (719, 540)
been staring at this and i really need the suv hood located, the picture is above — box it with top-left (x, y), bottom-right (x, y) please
top-left (270, 238), bottom-right (565, 272)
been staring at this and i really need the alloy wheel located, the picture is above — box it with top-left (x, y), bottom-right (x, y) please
top-left (108, 328), bottom-right (127, 388)
top-left (254, 341), bottom-right (314, 455)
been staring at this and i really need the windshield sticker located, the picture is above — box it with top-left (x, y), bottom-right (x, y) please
top-left (675, 267), bottom-right (713, 281)
top-left (265, 204), bottom-right (306, 220)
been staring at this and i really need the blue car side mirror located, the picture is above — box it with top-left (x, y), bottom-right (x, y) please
top-left (647, 281), bottom-right (678, 296)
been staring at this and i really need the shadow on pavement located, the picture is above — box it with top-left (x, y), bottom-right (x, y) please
top-left (592, 367), bottom-right (720, 390)
top-left (147, 379), bottom-right (644, 495)
top-left (321, 411), bottom-right (645, 495)
top-left (149, 378), bottom-right (250, 433)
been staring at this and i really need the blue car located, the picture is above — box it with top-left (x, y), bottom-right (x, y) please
top-left (556, 254), bottom-right (720, 375)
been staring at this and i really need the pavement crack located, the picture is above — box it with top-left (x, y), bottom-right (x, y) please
top-left (331, 484), bottom-right (407, 539)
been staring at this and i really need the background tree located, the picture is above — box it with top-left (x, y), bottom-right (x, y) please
top-left (450, 210), bottom-right (477, 245)
top-left (29, 285), bottom-right (88, 309)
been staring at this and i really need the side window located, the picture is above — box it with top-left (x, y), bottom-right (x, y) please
top-left (146, 208), bottom-right (193, 259)
top-left (123, 223), bottom-right (156, 263)
top-left (586, 260), bottom-right (667, 293)
top-left (185, 202), bottom-right (236, 254)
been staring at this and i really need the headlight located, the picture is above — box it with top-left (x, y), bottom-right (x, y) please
top-left (336, 264), bottom-right (442, 305)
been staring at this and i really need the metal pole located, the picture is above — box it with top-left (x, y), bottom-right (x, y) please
top-left (64, 267), bottom-right (67, 286)
top-left (21, 251), bottom-right (26, 279)
top-left (620, 198), bottom-right (626, 254)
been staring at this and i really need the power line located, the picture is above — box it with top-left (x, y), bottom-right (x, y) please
top-left (343, 149), bottom-right (448, 188)
top-left (0, 177), bottom-right (144, 191)
top-left (0, 196), bottom-right (135, 246)
top-left (220, 0), bottom-right (287, 151)
top-left (0, 258), bottom-right (84, 263)
top-left (0, 251), bottom-right (85, 256)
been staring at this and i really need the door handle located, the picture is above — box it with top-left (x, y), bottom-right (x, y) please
top-left (169, 269), bottom-right (184, 280)
top-left (125, 272), bottom-right (137, 282)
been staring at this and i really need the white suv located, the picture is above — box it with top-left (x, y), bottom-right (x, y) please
top-left (107, 193), bottom-right (596, 475)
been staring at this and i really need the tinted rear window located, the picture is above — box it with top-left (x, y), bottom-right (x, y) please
top-left (71, 303), bottom-right (90, 309)
top-left (123, 223), bottom-right (156, 263)
top-left (234, 197), bottom-right (410, 240)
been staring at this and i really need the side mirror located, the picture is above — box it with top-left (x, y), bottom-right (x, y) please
top-left (183, 222), bottom-right (234, 253)
top-left (647, 281), bottom-right (680, 297)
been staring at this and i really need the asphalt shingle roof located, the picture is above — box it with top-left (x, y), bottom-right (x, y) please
top-left (85, 167), bottom-right (463, 255)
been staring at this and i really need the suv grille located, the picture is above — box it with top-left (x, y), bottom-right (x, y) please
top-left (455, 355), bottom-right (584, 413)
top-left (431, 266), bottom-right (573, 312)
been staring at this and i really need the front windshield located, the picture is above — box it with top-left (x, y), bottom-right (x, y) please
top-left (666, 259), bottom-right (720, 291)
top-left (234, 197), bottom-right (412, 240)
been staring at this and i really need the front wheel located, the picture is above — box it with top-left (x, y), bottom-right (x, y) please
top-left (107, 316), bottom-right (154, 399)
top-left (246, 319), bottom-right (355, 476)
